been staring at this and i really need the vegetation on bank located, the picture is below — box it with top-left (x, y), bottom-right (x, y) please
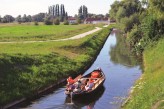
top-left (0, 24), bottom-right (95, 42)
top-left (109, 0), bottom-right (164, 108)
top-left (110, 0), bottom-right (163, 53)
top-left (0, 24), bottom-right (113, 106)
top-left (123, 38), bottom-right (164, 109)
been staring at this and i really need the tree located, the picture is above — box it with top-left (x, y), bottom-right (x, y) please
top-left (32, 13), bottom-right (46, 22)
top-left (52, 5), bottom-right (55, 16)
top-left (27, 15), bottom-right (32, 22)
top-left (1, 15), bottom-right (15, 23)
top-left (16, 15), bottom-right (22, 24)
top-left (44, 15), bottom-right (53, 25)
top-left (78, 5), bottom-right (88, 20)
top-left (78, 6), bottom-right (83, 20)
top-left (0, 16), bottom-right (2, 22)
top-left (63, 19), bottom-right (69, 25)
top-left (109, 1), bottom-right (120, 19)
top-left (54, 18), bottom-right (60, 25)
top-left (59, 4), bottom-right (64, 22)
top-left (22, 14), bottom-right (27, 22)
top-left (65, 12), bottom-right (68, 20)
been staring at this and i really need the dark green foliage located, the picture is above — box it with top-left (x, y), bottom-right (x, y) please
top-left (0, 53), bottom-right (78, 105)
top-left (109, 0), bottom-right (163, 53)
top-left (110, 31), bottom-right (141, 67)
top-left (78, 5), bottom-right (88, 20)
top-left (44, 16), bottom-right (53, 25)
top-left (54, 18), bottom-right (60, 25)
top-left (77, 18), bottom-right (82, 24)
top-left (48, 4), bottom-right (67, 22)
top-left (1, 15), bottom-right (15, 23)
top-left (110, 0), bottom-right (142, 22)
top-left (0, 16), bottom-right (2, 22)
top-left (32, 13), bottom-right (46, 22)
top-left (34, 21), bottom-right (39, 26)
top-left (16, 15), bottom-right (22, 24)
top-left (63, 20), bottom-right (69, 25)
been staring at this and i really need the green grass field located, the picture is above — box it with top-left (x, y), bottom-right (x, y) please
top-left (0, 23), bottom-right (96, 41)
top-left (123, 38), bottom-right (164, 109)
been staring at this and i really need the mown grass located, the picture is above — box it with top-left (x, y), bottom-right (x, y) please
top-left (0, 24), bottom-right (113, 106)
top-left (0, 23), bottom-right (96, 41)
top-left (123, 38), bottom-right (164, 109)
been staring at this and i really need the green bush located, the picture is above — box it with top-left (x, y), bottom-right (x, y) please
top-left (63, 20), bottom-right (69, 25)
top-left (54, 18), bottom-right (60, 25)
top-left (34, 21), bottom-right (39, 26)
top-left (44, 19), bottom-right (53, 25)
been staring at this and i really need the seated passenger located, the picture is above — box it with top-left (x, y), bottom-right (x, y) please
top-left (67, 76), bottom-right (74, 85)
top-left (66, 76), bottom-right (75, 91)
top-left (73, 79), bottom-right (82, 93)
top-left (85, 79), bottom-right (94, 91)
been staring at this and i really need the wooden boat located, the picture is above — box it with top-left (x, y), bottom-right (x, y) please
top-left (65, 68), bottom-right (105, 99)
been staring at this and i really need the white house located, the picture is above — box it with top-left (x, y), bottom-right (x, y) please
top-left (84, 18), bottom-right (110, 24)
top-left (68, 17), bottom-right (77, 24)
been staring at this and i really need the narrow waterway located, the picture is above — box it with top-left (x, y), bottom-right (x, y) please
top-left (21, 29), bottom-right (142, 109)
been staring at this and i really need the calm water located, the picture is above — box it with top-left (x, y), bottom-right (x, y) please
top-left (21, 30), bottom-right (142, 109)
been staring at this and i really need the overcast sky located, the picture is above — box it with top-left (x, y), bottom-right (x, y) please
top-left (0, 0), bottom-right (116, 17)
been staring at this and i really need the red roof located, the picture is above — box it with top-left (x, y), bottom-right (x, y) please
top-left (68, 17), bottom-right (76, 20)
top-left (85, 18), bottom-right (108, 22)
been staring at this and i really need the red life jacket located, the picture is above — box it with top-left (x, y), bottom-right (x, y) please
top-left (91, 71), bottom-right (100, 78)
top-left (67, 77), bottom-right (74, 84)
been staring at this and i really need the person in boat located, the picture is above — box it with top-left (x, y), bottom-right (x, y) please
top-left (67, 76), bottom-right (75, 85)
top-left (85, 78), bottom-right (94, 91)
top-left (73, 79), bottom-right (82, 93)
top-left (66, 76), bottom-right (75, 91)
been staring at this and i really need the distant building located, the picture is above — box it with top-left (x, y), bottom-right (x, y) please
top-left (109, 18), bottom-right (116, 23)
top-left (84, 18), bottom-right (110, 24)
top-left (68, 17), bottom-right (77, 24)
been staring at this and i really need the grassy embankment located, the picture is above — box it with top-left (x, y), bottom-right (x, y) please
top-left (123, 38), bottom-right (164, 109)
top-left (0, 23), bottom-right (96, 41)
top-left (0, 23), bottom-right (114, 106)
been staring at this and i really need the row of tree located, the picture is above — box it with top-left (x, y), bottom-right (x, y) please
top-left (0, 13), bottom-right (46, 23)
top-left (78, 5), bottom-right (88, 20)
top-left (48, 4), bottom-right (68, 22)
top-left (0, 15), bottom-right (15, 23)
top-left (109, 0), bottom-right (164, 53)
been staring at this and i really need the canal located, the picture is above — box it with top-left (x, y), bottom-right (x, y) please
top-left (20, 29), bottom-right (142, 109)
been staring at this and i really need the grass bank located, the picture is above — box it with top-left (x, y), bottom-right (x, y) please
top-left (0, 25), bottom-right (114, 106)
top-left (0, 23), bottom-right (96, 42)
top-left (123, 38), bottom-right (164, 109)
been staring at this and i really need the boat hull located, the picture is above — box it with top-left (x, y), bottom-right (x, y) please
top-left (65, 68), bottom-right (106, 99)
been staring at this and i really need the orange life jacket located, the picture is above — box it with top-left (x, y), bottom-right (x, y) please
top-left (91, 71), bottom-right (100, 78)
top-left (67, 77), bottom-right (74, 84)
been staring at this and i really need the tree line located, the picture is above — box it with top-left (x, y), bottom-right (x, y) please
top-left (78, 5), bottom-right (88, 20)
top-left (109, 0), bottom-right (164, 53)
top-left (0, 13), bottom-right (45, 23)
top-left (48, 4), bottom-right (68, 22)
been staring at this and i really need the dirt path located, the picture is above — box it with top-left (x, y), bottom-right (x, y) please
top-left (151, 100), bottom-right (164, 109)
top-left (0, 27), bottom-right (103, 44)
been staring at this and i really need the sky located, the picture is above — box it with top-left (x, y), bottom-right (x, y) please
top-left (0, 0), bottom-right (117, 17)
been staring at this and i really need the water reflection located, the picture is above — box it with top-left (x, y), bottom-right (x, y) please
top-left (65, 86), bottom-right (105, 109)
top-left (109, 30), bottom-right (141, 67)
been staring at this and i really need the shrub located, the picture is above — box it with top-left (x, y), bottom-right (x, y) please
top-left (63, 20), bottom-right (69, 25)
top-left (34, 21), bottom-right (39, 26)
top-left (54, 18), bottom-right (60, 25)
top-left (44, 19), bottom-right (53, 25)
